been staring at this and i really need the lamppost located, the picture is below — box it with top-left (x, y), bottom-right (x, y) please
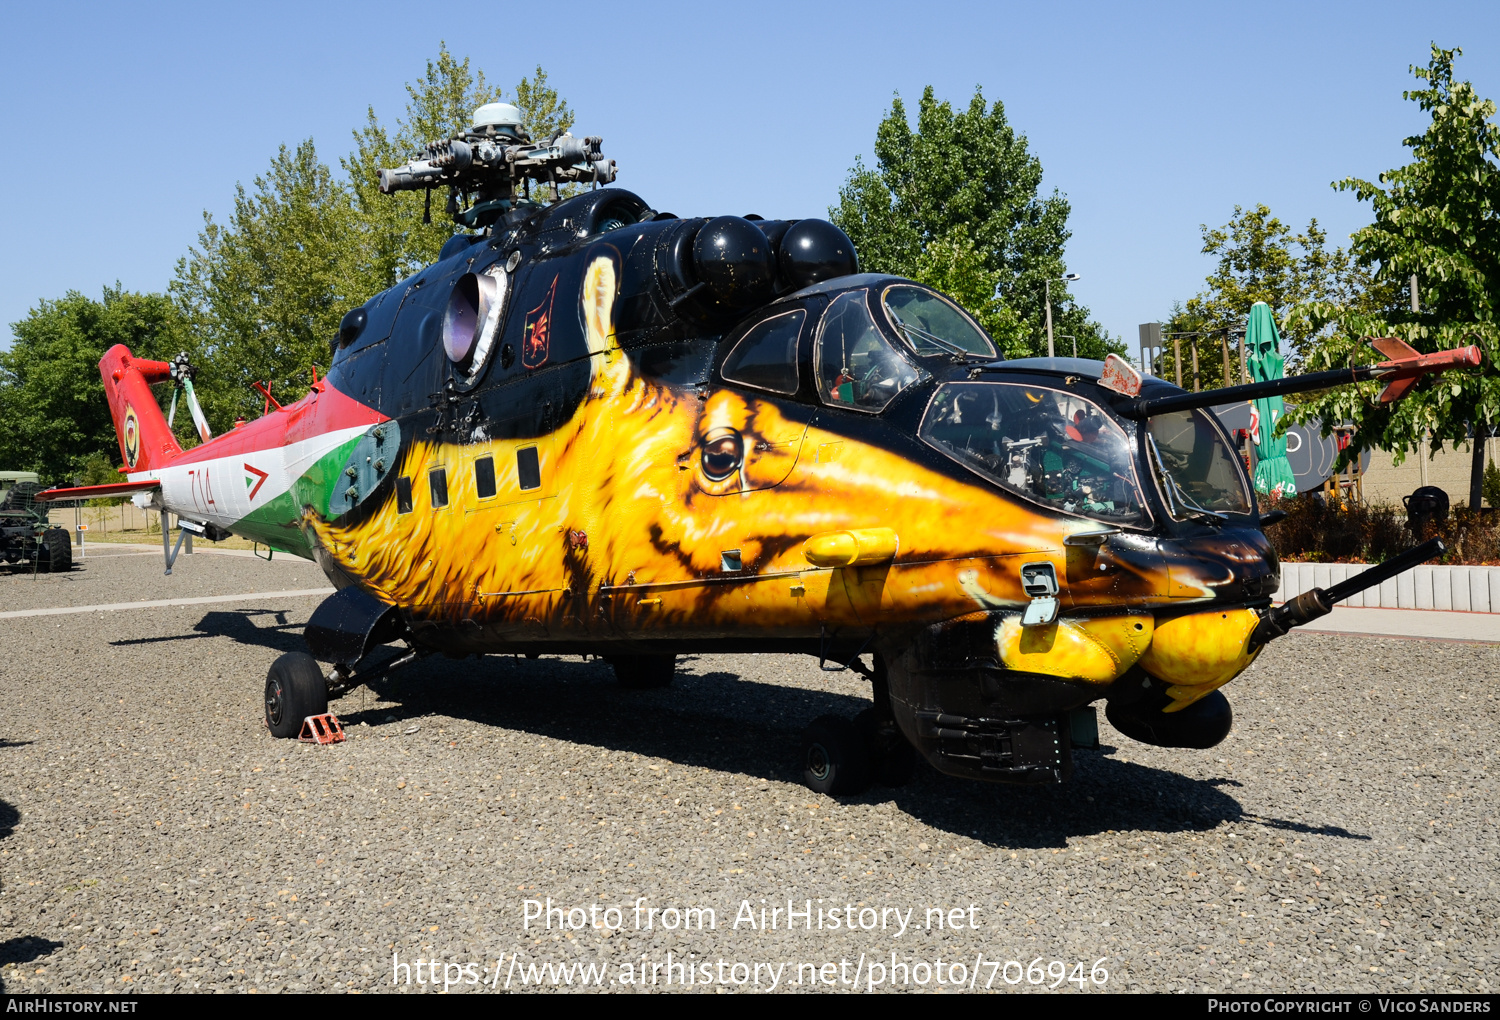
top-left (1045, 272), bottom-right (1081, 358)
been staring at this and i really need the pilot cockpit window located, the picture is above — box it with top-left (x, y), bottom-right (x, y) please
top-left (881, 285), bottom-right (998, 359)
top-left (815, 290), bottom-right (922, 412)
top-left (919, 382), bottom-right (1148, 526)
top-left (720, 309), bottom-right (804, 395)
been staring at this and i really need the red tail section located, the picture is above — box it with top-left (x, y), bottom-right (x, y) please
top-left (99, 345), bottom-right (183, 474)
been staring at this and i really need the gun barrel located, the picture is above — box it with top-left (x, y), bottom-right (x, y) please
top-left (1249, 537), bottom-right (1446, 649)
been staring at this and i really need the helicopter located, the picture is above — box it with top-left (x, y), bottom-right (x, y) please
top-left (42, 102), bottom-right (1481, 795)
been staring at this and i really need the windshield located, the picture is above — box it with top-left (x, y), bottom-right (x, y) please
top-left (1146, 410), bottom-right (1253, 520)
top-left (881, 284), bottom-right (998, 359)
top-left (920, 382), bottom-right (1148, 525)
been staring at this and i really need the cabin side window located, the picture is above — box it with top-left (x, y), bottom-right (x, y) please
top-left (517, 447), bottom-right (541, 491)
top-left (429, 467), bottom-right (449, 509)
top-left (395, 476), bottom-right (413, 514)
top-left (720, 309), bottom-right (804, 395)
top-left (474, 456), bottom-right (497, 499)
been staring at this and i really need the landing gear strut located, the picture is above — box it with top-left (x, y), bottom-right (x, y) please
top-left (799, 654), bottom-right (917, 796)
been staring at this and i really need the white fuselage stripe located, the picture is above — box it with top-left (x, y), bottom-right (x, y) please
top-left (128, 424), bottom-right (370, 527)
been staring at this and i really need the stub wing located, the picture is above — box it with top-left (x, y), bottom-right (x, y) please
top-left (34, 480), bottom-right (161, 502)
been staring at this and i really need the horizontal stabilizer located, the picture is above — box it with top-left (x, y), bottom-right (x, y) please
top-left (34, 480), bottom-right (160, 502)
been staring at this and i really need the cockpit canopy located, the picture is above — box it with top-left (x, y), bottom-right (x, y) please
top-left (1145, 409), bottom-right (1254, 520)
top-left (879, 284), bottom-right (996, 359)
top-left (720, 278), bottom-right (998, 413)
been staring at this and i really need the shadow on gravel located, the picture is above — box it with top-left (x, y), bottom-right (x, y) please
top-left (883, 755), bottom-right (1372, 848)
top-left (0, 798), bottom-right (21, 991)
top-left (0, 937), bottom-right (65, 993)
top-left (109, 609), bottom-right (305, 653)
top-left (345, 652), bottom-right (868, 783)
top-left (332, 654), bottom-right (1372, 848)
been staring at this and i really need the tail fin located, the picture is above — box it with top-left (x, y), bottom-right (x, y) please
top-left (99, 344), bottom-right (183, 474)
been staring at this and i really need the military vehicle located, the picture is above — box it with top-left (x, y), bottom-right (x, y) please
top-left (2, 479), bottom-right (72, 572)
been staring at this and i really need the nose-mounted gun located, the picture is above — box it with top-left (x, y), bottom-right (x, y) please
top-left (378, 102), bottom-right (617, 229)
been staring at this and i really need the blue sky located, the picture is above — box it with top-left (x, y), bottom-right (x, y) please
top-left (2, 0), bottom-right (1497, 353)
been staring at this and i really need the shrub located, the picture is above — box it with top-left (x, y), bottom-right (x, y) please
top-left (1265, 494), bottom-right (1500, 565)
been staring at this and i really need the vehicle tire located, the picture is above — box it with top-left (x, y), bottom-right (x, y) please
top-left (265, 652), bottom-right (329, 739)
top-left (855, 708), bottom-right (918, 787)
top-left (608, 654), bottom-right (676, 689)
top-left (38, 529), bottom-right (70, 573)
top-left (801, 715), bottom-right (871, 795)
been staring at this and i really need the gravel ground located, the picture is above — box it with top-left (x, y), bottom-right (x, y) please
top-left (0, 552), bottom-right (1496, 994)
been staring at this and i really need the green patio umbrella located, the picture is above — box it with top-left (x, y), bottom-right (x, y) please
top-left (1245, 302), bottom-right (1298, 499)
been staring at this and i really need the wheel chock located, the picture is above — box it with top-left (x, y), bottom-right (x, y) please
top-left (298, 713), bottom-right (346, 745)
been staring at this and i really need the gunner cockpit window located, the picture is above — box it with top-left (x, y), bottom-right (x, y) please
top-left (815, 290), bottom-right (922, 412)
top-left (920, 382), bottom-right (1148, 526)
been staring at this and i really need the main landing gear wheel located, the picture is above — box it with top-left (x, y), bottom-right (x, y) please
top-left (265, 652), bottom-right (329, 738)
top-left (608, 654), bottom-right (676, 689)
top-left (855, 708), bottom-right (918, 787)
top-left (801, 715), bottom-right (871, 795)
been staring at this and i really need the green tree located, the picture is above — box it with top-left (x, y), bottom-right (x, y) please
top-left (172, 139), bottom-right (360, 426)
top-left (513, 65), bottom-right (574, 142)
top-left (0, 287), bottom-right (188, 481)
top-left (1158, 204), bottom-right (1368, 389)
top-left (1288, 45), bottom-right (1500, 510)
top-left (832, 86), bottom-right (1114, 359)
